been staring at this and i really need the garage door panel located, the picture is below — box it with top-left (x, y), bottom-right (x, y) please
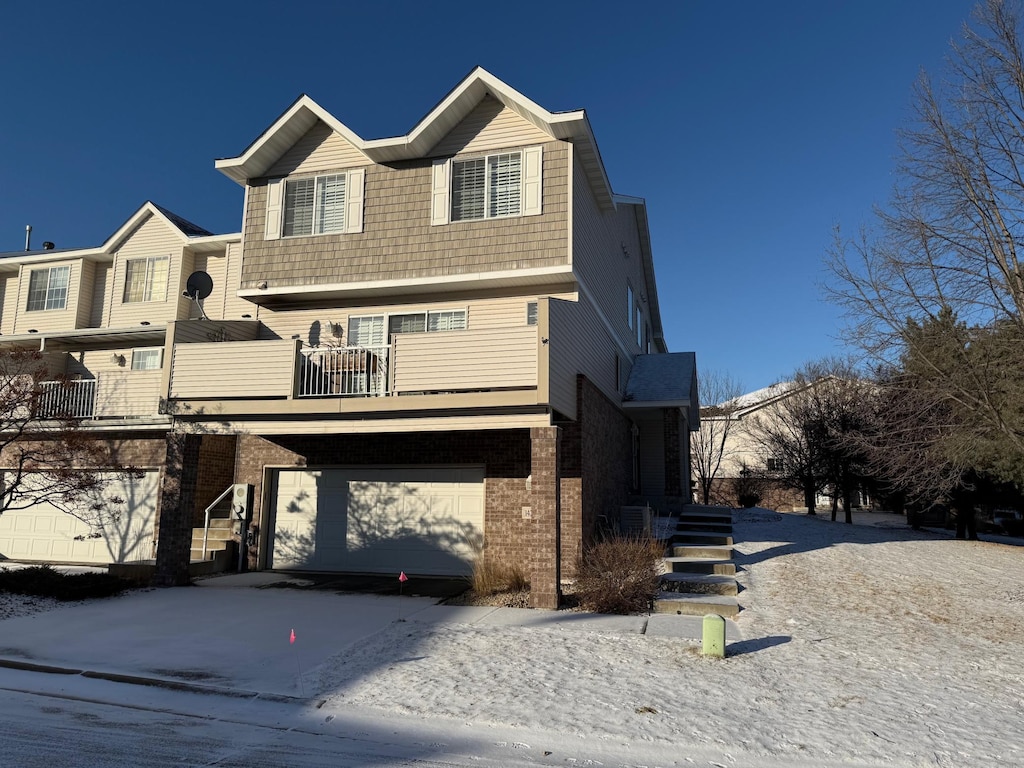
top-left (0, 471), bottom-right (159, 565)
top-left (271, 467), bottom-right (484, 576)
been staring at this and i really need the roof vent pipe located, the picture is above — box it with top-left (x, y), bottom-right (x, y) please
top-left (25, 225), bottom-right (31, 251)
top-left (42, 241), bottom-right (55, 250)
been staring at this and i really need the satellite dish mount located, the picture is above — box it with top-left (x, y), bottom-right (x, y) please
top-left (183, 271), bottom-right (214, 321)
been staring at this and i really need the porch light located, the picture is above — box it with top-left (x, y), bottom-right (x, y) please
top-left (111, 353), bottom-right (126, 366)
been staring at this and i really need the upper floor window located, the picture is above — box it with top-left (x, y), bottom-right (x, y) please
top-left (264, 169), bottom-right (365, 241)
top-left (431, 146), bottom-right (542, 225)
top-left (526, 302), bottom-right (538, 326)
top-left (26, 265), bottom-right (71, 312)
top-left (627, 284), bottom-right (635, 330)
top-left (285, 174), bottom-right (345, 236)
top-left (123, 256), bottom-right (169, 303)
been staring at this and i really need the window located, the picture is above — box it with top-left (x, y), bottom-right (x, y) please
top-left (349, 310), bottom-right (467, 347)
top-left (432, 146), bottom-right (542, 225)
top-left (123, 256), bottom-right (169, 303)
top-left (26, 266), bottom-right (71, 312)
top-left (284, 174), bottom-right (346, 236)
top-left (636, 306), bottom-right (643, 346)
top-left (627, 285), bottom-right (635, 330)
top-left (767, 457), bottom-right (785, 473)
top-left (264, 170), bottom-right (364, 240)
top-left (526, 302), bottom-right (538, 326)
top-left (131, 348), bottom-right (163, 370)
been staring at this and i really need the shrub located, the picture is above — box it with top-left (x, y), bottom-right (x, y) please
top-left (469, 557), bottom-right (529, 596)
top-left (0, 564), bottom-right (128, 601)
top-left (573, 535), bottom-right (662, 614)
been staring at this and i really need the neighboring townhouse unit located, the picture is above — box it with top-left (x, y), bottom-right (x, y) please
top-left (0, 202), bottom-right (247, 566)
top-left (1, 68), bottom-right (697, 609)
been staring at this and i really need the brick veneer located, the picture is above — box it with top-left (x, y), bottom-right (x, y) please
top-left (154, 432), bottom-right (202, 586)
top-left (663, 408), bottom-right (683, 497)
top-left (529, 426), bottom-right (561, 609)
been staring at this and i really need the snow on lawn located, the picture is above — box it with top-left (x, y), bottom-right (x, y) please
top-left (307, 510), bottom-right (1024, 767)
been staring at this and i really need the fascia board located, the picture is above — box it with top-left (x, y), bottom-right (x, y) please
top-left (215, 96), bottom-right (369, 184)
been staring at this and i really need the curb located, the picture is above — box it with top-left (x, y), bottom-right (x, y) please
top-left (0, 657), bottom-right (323, 706)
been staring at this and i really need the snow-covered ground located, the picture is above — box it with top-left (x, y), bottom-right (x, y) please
top-left (2, 510), bottom-right (1022, 767)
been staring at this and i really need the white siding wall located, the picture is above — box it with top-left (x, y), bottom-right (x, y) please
top-left (14, 259), bottom-right (82, 334)
top-left (0, 273), bottom-right (17, 334)
top-left (169, 340), bottom-right (297, 398)
top-left (266, 121), bottom-right (369, 176)
top-left (392, 326), bottom-right (537, 393)
top-left (429, 97), bottom-right (552, 157)
top-left (95, 370), bottom-right (162, 417)
top-left (106, 213), bottom-right (187, 328)
top-left (89, 263), bottom-right (112, 328)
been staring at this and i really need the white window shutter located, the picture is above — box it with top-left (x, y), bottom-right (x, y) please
top-left (431, 159), bottom-right (450, 226)
top-left (265, 179), bottom-right (284, 240)
top-left (345, 169), bottom-right (365, 234)
top-left (522, 145), bottom-right (543, 216)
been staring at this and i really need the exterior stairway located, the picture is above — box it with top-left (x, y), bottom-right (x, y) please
top-left (653, 506), bottom-right (739, 617)
top-left (190, 517), bottom-right (236, 565)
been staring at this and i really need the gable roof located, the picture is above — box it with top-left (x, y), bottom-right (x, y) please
top-left (215, 66), bottom-right (616, 209)
top-left (0, 202), bottom-right (233, 265)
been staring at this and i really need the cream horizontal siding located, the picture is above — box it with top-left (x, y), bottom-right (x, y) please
top-left (88, 263), bottom-right (112, 328)
top-left (546, 293), bottom-right (627, 419)
top-left (94, 370), bottom-right (162, 418)
top-left (76, 261), bottom-right (96, 329)
top-left (571, 153), bottom-right (650, 355)
top-left (429, 97), bottom-right (552, 157)
top-left (256, 296), bottom-right (533, 346)
top-left (392, 326), bottom-right (537, 393)
top-left (171, 319), bottom-right (259, 344)
top-left (169, 340), bottom-right (297, 399)
top-left (14, 260), bottom-right (82, 334)
top-left (0, 273), bottom-right (17, 334)
top-left (223, 242), bottom-right (253, 320)
top-left (107, 213), bottom-right (187, 328)
top-left (241, 140), bottom-right (569, 289)
top-left (267, 120), bottom-right (369, 176)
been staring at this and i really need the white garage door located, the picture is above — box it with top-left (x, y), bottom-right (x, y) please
top-left (0, 471), bottom-right (159, 565)
top-left (270, 466), bottom-right (484, 576)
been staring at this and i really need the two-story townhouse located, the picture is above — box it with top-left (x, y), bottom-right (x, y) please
top-left (0, 202), bottom-right (248, 567)
top-left (154, 68), bottom-right (698, 608)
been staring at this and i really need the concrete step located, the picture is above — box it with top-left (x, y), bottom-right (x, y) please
top-left (659, 573), bottom-right (738, 596)
top-left (678, 513), bottom-right (733, 525)
top-left (207, 517), bottom-right (233, 529)
top-left (672, 532), bottom-right (734, 546)
top-left (192, 527), bottom-right (233, 542)
top-left (652, 593), bottom-right (740, 617)
top-left (671, 544), bottom-right (734, 559)
top-left (662, 557), bottom-right (737, 575)
top-left (675, 522), bottom-right (732, 534)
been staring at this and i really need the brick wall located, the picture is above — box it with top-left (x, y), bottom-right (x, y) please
top-left (154, 432), bottom-right (202, 586)
top-left (663, 408), bottom-right (683, 497)
top-left (192, 435), bottom-right (238, 527)
top-left (529, 426), bottom-right (560, 609)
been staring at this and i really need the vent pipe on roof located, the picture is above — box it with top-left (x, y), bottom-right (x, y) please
top-left (42, 241), bottom-right (55, 250)
top-left (25, 225), bottom-right (31, 251)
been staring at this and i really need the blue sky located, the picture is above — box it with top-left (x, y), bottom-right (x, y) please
top-left (0, 1), bottom-right (979, 393)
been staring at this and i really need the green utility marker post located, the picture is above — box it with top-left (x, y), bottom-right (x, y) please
top-left (702, 613), bottom-right (726, 658)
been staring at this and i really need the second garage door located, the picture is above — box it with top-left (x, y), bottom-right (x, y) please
top-left (270, 466), bottom-right (484, 576)
top-left (0, 471), bottom-right (159, 565)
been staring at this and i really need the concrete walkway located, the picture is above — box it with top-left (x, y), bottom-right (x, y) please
top-left (0, 572), bottom-right (742, 700)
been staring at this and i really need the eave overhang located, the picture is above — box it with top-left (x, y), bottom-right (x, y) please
top-left (215, 66), bottom-right (616, 209)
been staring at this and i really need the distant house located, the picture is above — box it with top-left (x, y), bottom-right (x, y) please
top-left (0, 68), bottom-right (698, 608)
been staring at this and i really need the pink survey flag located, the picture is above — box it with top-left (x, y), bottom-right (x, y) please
top-left (289, 628), bottom-right (296, 645)
top-left (399, 571), bottom-right (409, 582)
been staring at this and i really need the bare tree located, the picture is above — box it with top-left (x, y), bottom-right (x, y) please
top-left (747, 360), bottom-right (873, 521)
top-left (827, 0), bottom-right (1024, 489)
top-left (690, 369), bottom-right (743, 505)
top-left (0, 348), bottom-right (133, 534)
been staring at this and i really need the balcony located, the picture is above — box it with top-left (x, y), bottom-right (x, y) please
top-left (167, 326), bottom-right (541, 409)
top-left (37, 371), bottom-right (164, 420)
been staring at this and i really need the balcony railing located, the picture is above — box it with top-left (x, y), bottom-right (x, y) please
top-left (298, 346), bottom-right (390, 397)
top-left (37, 379), bottom-right (96, 419)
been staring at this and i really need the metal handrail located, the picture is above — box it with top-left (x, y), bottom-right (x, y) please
top-left (201, 485), bottom-right (236, 561)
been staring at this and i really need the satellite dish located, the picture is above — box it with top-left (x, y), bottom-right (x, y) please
top-left (183, 271), bottom-right (214, 320)
top-left (184, 271), bottom-right (214, 300)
